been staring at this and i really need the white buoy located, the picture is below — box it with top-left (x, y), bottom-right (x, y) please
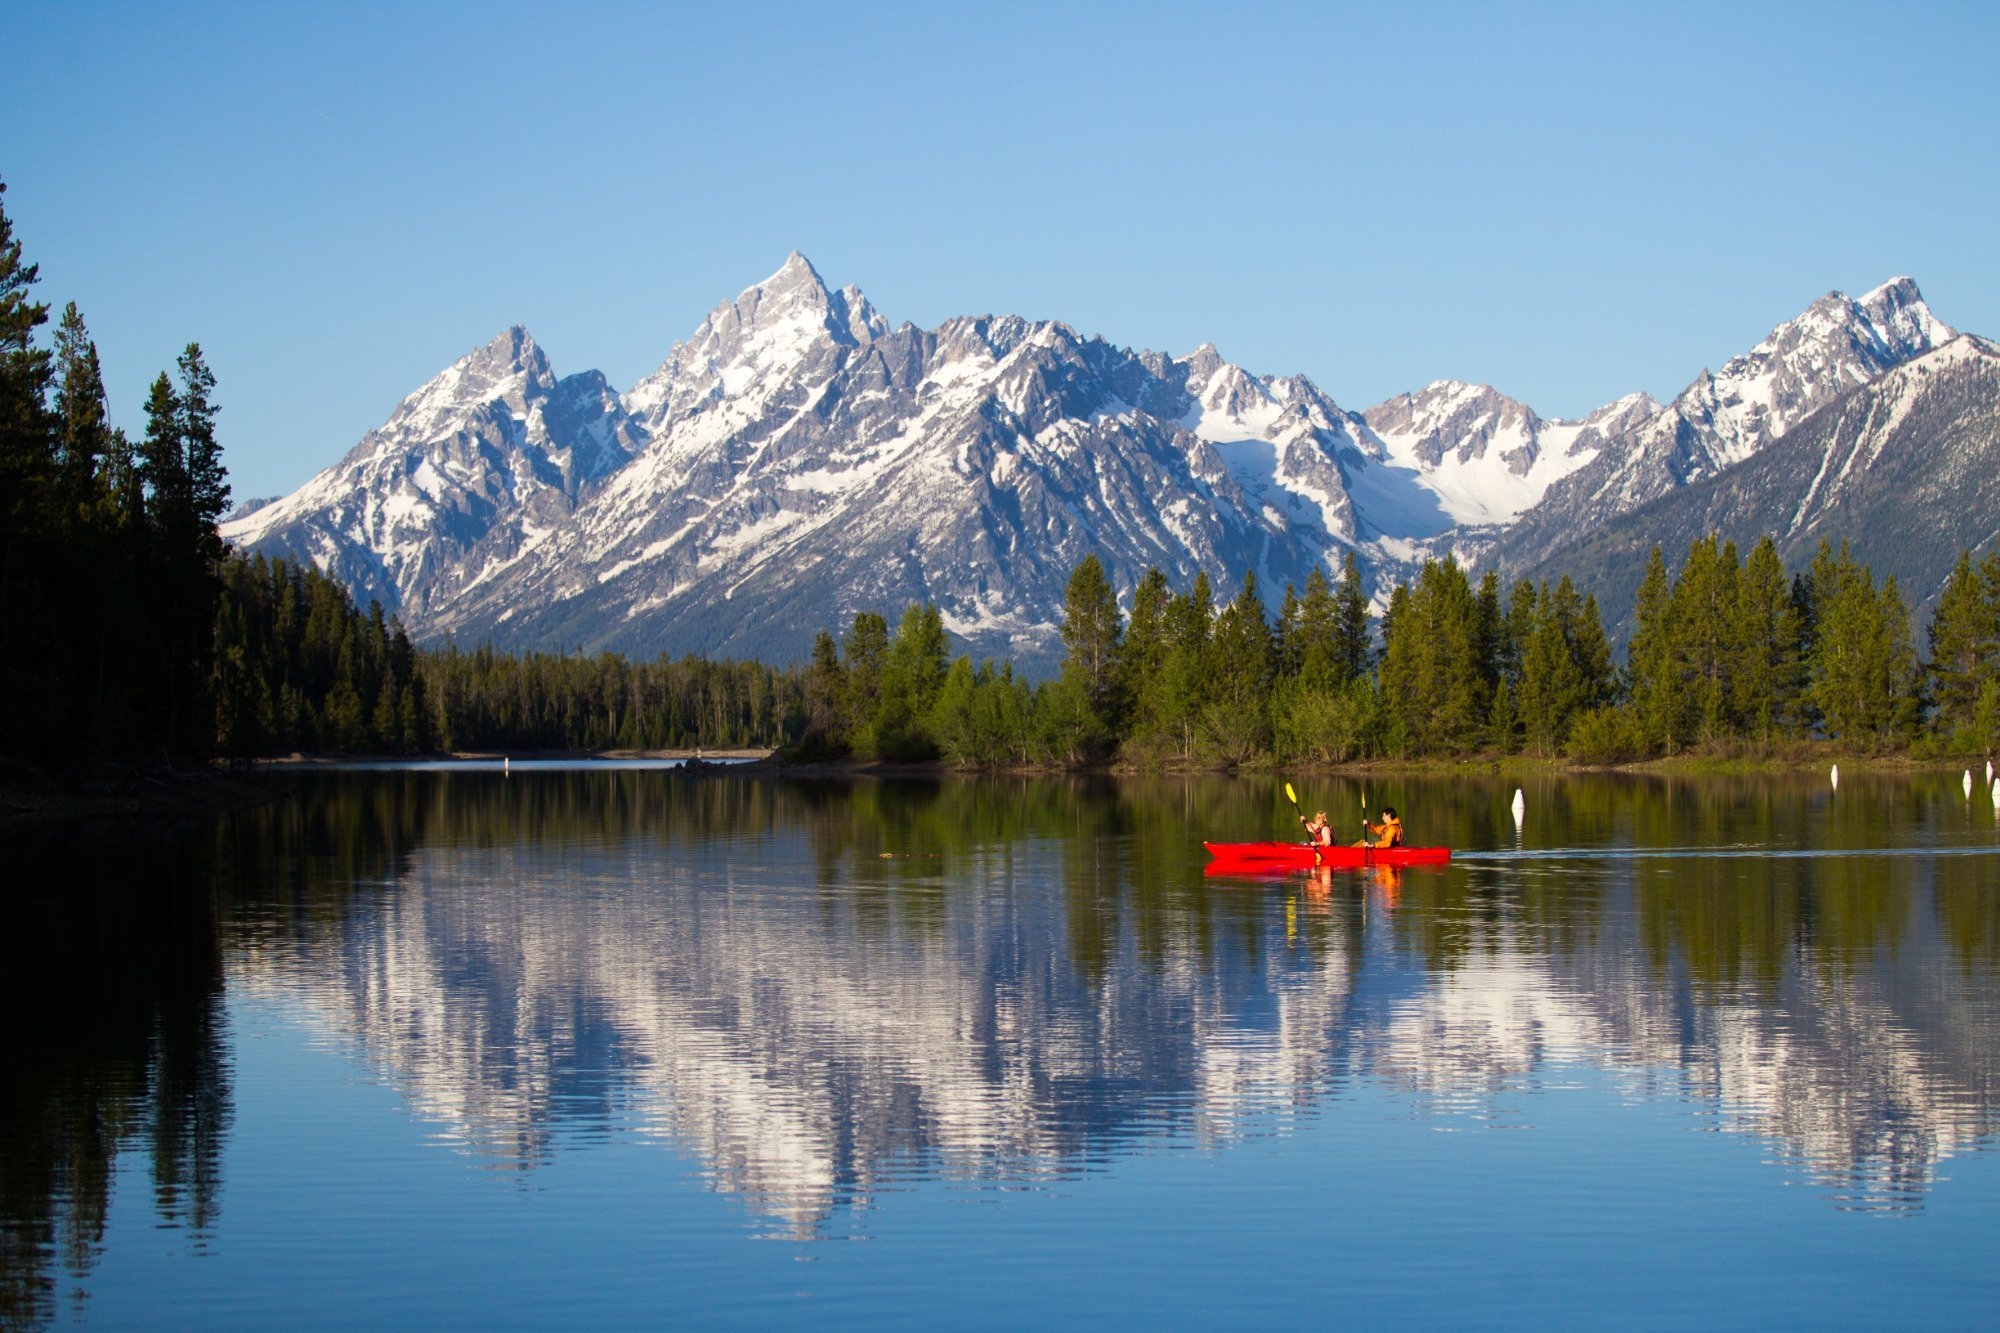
top-left (1830, 764), bottom-right (1839, 791)
top-left (1511, 789), bottom-right (1526, 825)
top-left (1966, 770), bottom-right (1975, 798)
top-left (504, 756), bottom-right (510, 777)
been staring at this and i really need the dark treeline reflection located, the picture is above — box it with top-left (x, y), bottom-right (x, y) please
top-left (0, 827), bottom-right (231, 1328)
top-left (4, 772), bottom-right (1999, 1275)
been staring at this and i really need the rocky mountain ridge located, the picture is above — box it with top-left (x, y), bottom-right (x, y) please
top-left (224, 256), bottom-right (1964, 667)
top-left (1512, 334), bottom-right (2000, 641)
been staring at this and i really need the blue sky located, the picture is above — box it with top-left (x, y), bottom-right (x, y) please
top-left (8, 1), bottom-right (1997, 498)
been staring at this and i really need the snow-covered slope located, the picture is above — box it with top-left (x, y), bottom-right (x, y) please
top-left (1362, 382), bottom-right (1660, 526)
top-left (1490, 278), bottom-right (1955, 575)
top-left (428, 261), bottom-right (1394, 663)
top-left (221, 327), bottom-right (642, 617)
top-left (1513, 335), bottom-right (2000, 640)
top-left (228, 260), bottom-right (1964, 666)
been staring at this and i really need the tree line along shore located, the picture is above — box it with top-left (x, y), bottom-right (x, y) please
top-left (775, 537), bottom-right (1997, 772)
top-left (5, 177), bottom-right (1998, 782)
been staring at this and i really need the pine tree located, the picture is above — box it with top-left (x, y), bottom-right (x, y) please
top-left (840, 611), bottom-right (889, 752)
top-left (52, 303), bottom-right (114, 507)
top-left (1512, 576), bottom-right (1613, 755)
top-left (1117, 566), bottom-right (1170, 749)
top-left (1275, 582), bottom-right (1303, 679)
top-left (1377, 556), bottom-right (1487, 754)
top-left (1926, 549), bottom-right (2000, 738)
top-left (1475, 569), bottom-right (1504, 696)
top-left (1204, 570), bottom-right (1273, 761)
top-left (1057, 553), bottom-right (1124, 721)
top-left (1292, 563), bottom-right (1341, 687)
top-left (1332, 550), bottom-right (1370, 683)
top-left (1517, 582), bottom-right (1584, 756)
top-left (0, 179), bottom-right (60, 760)
top-left (1808, 541), bottom-right (1919, 744)
top-left (1502, 579), bottom-right (1537, 688)
top-left (0, 177), bottom-right (53, 523)
top-left (139, 372), bottom-right (184, 515)
top-left (1733, 536), bottom-right (1805, 742)
top-left (1626, 545), bottom-right (1679, 753)
top-left (121, 347), bottom-right (233, 753)
top-left (176, 344), bottom-right (230, 565)
top-left (1156, 570), bottom-right (1214, 759)
top-left (1669, 534), bottom-right (1741, 741)
top-left (876, 603), bottom-right (952, 759)
top-left (803, 629), bottom-right (844, 752)
top-left (1571, 589), bottom-right (1615, 708)
top-left (1488, 673), bottom-right (1518, 753)
top-left (1878, 575), bottom-right (1923, 742)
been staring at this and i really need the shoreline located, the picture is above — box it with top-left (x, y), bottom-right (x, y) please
top-left (6, 747), bottom-right (1982, 824)
top-left (0, 760), bottom-right (299, 825)
top-left (248, 747), bottom-right (1989, 779)
top-left (250, 747), bottom-right (776, 765)
top-left (758, 751), bottom-right (1985, 779)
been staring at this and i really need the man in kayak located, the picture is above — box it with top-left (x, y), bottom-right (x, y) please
top-left (1355, 807), bottom-right (1403, 849)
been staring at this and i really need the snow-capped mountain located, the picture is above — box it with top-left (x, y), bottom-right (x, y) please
top-left (1511, 334), bottom-right (2000, 640)
top-left (223, 327), bottom-right (642, 618)
top-left (1489, 277), bottom-right (1955, 577)
top-left (223, 258), bottom-right (1964, 667)
top-left (622, 251), bottom-right (889, 431)
top-left (1363, 382), bottom-right (1661, 527)
top-left (408, 254), bottom-right (1409, 662)
top-left (462, 334), bottom-right (1359, 658)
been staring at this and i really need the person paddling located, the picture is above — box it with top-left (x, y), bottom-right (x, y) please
top-left (1298, 810), bottom-right (1335, 849)
top-left (1355, 807), bottom-right (1403, 849)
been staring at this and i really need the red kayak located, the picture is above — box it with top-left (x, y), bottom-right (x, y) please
top-left (1203, 842), bottom-right (1451, 869)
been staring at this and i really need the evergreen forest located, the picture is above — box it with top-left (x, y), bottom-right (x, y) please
top-left (795, 539), bottom-right (2000, 768)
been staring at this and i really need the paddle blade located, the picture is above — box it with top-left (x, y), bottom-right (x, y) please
top-left (1285, 783), bottom-right (1297, 805)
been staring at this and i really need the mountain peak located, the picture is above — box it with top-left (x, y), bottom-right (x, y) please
top-left (1854, 274), bottom-right (1953, 351)
top-left (623, 255), bottom-right (886, 428)
top-left (477, 323), bottom-right (542, 368)
top-left (386, 325), bottom-right (553, 431)
top-left (757, 250), bottom-right (829, 297)
top-left (1179, 341), bottom-right (1227, 380)
top-left (1861, 274), bottom-right (1921, 306)
top-left (1768, 277), bottom-right (1953, 356)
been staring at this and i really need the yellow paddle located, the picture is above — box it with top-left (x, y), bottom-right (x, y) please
top-left (1286, 781), bottom-right (1323, 863)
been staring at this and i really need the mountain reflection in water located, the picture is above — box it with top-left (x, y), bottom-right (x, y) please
top-left (3, 770), bottom-right (1998, 1317)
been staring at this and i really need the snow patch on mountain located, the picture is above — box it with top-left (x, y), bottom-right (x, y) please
top-left (1360, 382), bottom-right (1663, 527)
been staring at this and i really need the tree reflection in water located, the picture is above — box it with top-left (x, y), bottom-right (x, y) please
top-left (2, 768), bottom-right (1997, 1296)
top-left (0, 825), bottom-right (231, 1327)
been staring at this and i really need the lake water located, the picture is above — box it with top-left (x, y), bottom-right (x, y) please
top-left (5, 768), bottom-right (1999, 1328)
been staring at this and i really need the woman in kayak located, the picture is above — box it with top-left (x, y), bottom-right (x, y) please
top-left (1355, 807), bottom-right (1403, 848)
top-left (1299, 810), bottom-right (1335, 847)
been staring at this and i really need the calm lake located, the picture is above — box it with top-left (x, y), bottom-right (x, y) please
top-left (5, 767), bottom-right (1999, 1327)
